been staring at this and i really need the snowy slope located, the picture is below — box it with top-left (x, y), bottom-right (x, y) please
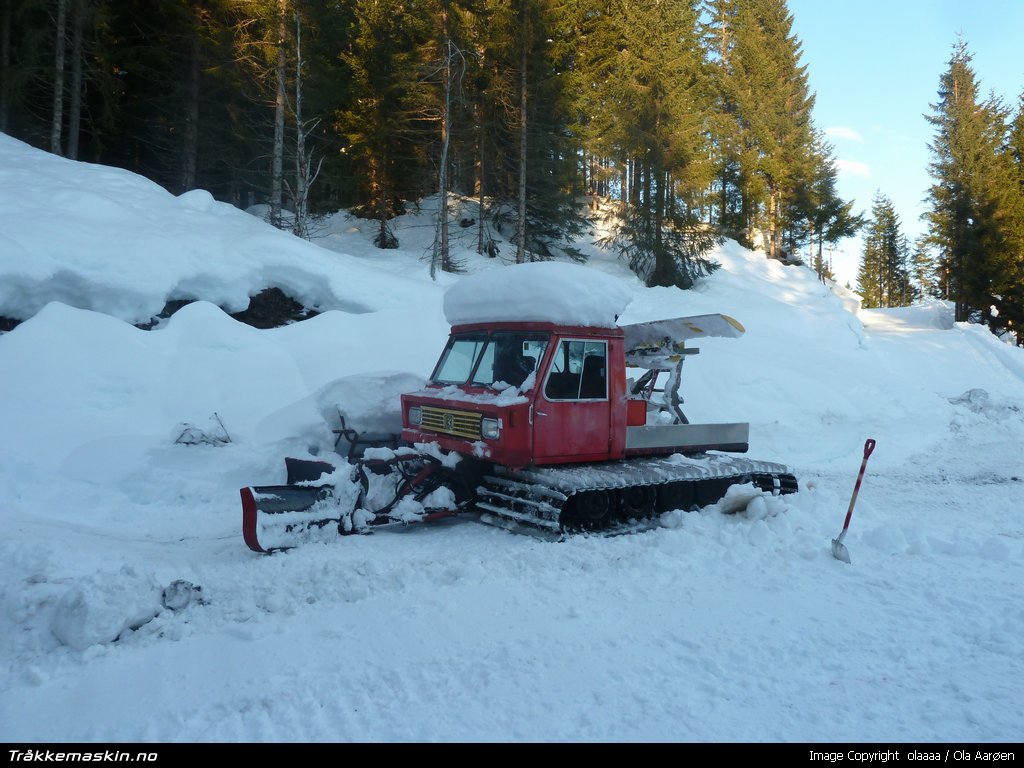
top-left (1, 135), bottom-right (1022, 743)
top-left (0, 134), bottom-right (438, 324)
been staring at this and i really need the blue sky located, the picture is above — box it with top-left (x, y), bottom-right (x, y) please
top-left (786, 0), bottom-right (1024, 287)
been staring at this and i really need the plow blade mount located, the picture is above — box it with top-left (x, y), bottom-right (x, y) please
top-left (240, 453), bottom-right (465, 553)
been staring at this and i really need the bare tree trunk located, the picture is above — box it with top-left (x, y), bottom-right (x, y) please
top-left (1, 0), bottom-right (13, 132)
top-left (292, 9), bottom-right (305, 235)
top-left (719, 165), bottom-right (729, 228)
top-left (270, 0), bottom-right (287, 229)
top-left (376, 155), bottom-right (388, 248)
top-left (181, 2), bottom-right (202, 191)
top-left (516, 12), bottom-right (528, 264)
top-left (631, 157), bottom-right (643, 208)
top-left (66, 0), bottom-right (83, 159)
top-left (432, 13), bottom-right (467, 274)
top-left (286, 11), bottom-right (322, 239)
top-left (477, 102), bottom-right (485, 256)
top-left (50, 0), bottom-right (68, 156)
top-left (433, 24), bottom-right (452, 276)
top-left (775, 189), bottom-right (785, 260)
top-left (652, 163), bottom-right (668, 284)
top-left (620, 161), bottom-right (627, 213)
top-left (369, 148), bottom-right (389, 248)
top-left (741, 182), bottom-right (751, 234)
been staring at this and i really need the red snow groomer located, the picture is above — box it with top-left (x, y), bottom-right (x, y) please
top-left (240, 267), bottom-right (798, 552)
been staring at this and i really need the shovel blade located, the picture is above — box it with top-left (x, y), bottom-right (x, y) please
top-left (831, 538), bottom-right (851, 564)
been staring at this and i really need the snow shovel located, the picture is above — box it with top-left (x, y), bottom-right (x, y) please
top-left (832, 438), bottom-right (876, 564)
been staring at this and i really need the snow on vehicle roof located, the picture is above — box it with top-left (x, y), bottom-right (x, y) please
top-left (442, 261), bottom-right (633, 328)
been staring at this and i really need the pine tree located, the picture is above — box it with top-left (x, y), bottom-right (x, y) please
top-left (0, 0), bottom-right (10, 132)
top-left (788, 129), bottom-right (863, 276)
top-left (464, 0), bottom-right (516, 258)
top-left (96, 1), bottom-right (252, 198)
top-left (857, 192), bottom-right (910, 308)
top-left (490, 0), bottom-right (585, 264)
top-left (282, 1), bottom-right (357, 213)
top-left (227, 1), bottom-right (353, 229)
top-left (713, 0), bottom-right (815, 260)
top-left (990, 93), bottom-right (1024, 344)
top-left (911, 236), bottom-right (940, 301)
top-left (337, 0), bottom-right (428, 248)
top-left (702, 0), bottom-right (744, 235)
top-left (925, 38), bottom-right (1016, 328)
top-left (582, 0), bottom-right (719, 288)
top-left (420, 0), bottom-right (474, 274)
top-left (1, 0), bottom-right (65, 149)
top-left (226, 0), bottom-right (294, 227)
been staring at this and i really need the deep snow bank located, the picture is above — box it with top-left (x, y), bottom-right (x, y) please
top-left (0, 134), bottom-right (438, 324)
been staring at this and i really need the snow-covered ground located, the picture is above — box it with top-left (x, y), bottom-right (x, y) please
top-left (1, 133), bottom-right (1022, 743)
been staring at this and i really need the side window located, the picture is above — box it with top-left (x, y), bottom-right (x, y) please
top-left (544, 340), bottom-right (607, 400)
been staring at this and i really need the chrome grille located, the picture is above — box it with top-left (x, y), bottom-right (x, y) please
top-left (420, 406), bottom-right (482, 440)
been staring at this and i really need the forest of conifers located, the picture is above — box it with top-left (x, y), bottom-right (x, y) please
top-left (2, 1), bottom-right (1022, 342)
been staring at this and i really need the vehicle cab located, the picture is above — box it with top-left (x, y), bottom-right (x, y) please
top-left (401, 321), bottom-right (628, 469)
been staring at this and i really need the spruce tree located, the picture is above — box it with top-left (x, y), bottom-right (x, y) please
top-left (495, 0), bottom-right (585, 263)
top-left (464, 0), bottom-right (516, 258)
top-left (337, 0), bottom-right (429, 248)
top-left (925, 39), bottom-right (1017, 328)
top-left (788, 129), bottom-right (863, 275)
top-left (857, 192), bottom-right (910, 308)
top-left (702, 0), bottom-right (745, 235)
top-left (582, 0), bottom-right (719, 288)
top-left (715, 0), bottom-right (815, 260)
top-left (911, 236), bottom-right (940, 301)
top-left (989, 93), bottom-right (1024, 343)
top-left (0, 0), bottom-right (10, 132)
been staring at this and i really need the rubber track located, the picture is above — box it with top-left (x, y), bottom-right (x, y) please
top-left (476, 454), bottom-right (798, 531)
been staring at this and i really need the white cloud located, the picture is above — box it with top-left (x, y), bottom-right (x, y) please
top-left (837, 158), bottom-right (871, 178)
top-left (825, 126), bottom-right (864, 142)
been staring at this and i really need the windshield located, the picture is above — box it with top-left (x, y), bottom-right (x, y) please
top-left (431, 332), bottom-right (488, 385)
top-left (431, 331), bottom-right (549, 390)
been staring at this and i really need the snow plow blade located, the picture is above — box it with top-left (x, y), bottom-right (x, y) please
top-left (241, 457), bottom-right (349, 553)
top-left (241, 484), bottom-right (345, 554)
top-left (241, 453), bottom-right (468, 553)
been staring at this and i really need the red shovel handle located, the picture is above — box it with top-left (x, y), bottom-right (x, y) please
top-left (841, 438), bottom-right (876, 533)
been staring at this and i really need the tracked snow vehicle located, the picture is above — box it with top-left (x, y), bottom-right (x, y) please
top-left (240, 263), bottom-right (798, 552)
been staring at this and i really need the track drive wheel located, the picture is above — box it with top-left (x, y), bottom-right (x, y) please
top-left (561, 489), bottom-right (617, 532)
top-left (618, 485), bottom-right (657, 520)
top-left (656, 481), bottom-right (695, 513)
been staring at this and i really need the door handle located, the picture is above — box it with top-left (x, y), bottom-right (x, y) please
top-left (529, 405), bottom-right (547, 425)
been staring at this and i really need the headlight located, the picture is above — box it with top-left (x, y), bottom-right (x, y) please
top-left (481, 417), bottom-right (501, 439)
top-left (408, 406), bottom-right (422, 425)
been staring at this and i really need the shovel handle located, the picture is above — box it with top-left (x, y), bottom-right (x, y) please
top-left (841, 438), bottom-right (876, 532)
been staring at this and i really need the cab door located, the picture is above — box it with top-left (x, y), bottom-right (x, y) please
top-left (532, 338), bottom-right (611, 463)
